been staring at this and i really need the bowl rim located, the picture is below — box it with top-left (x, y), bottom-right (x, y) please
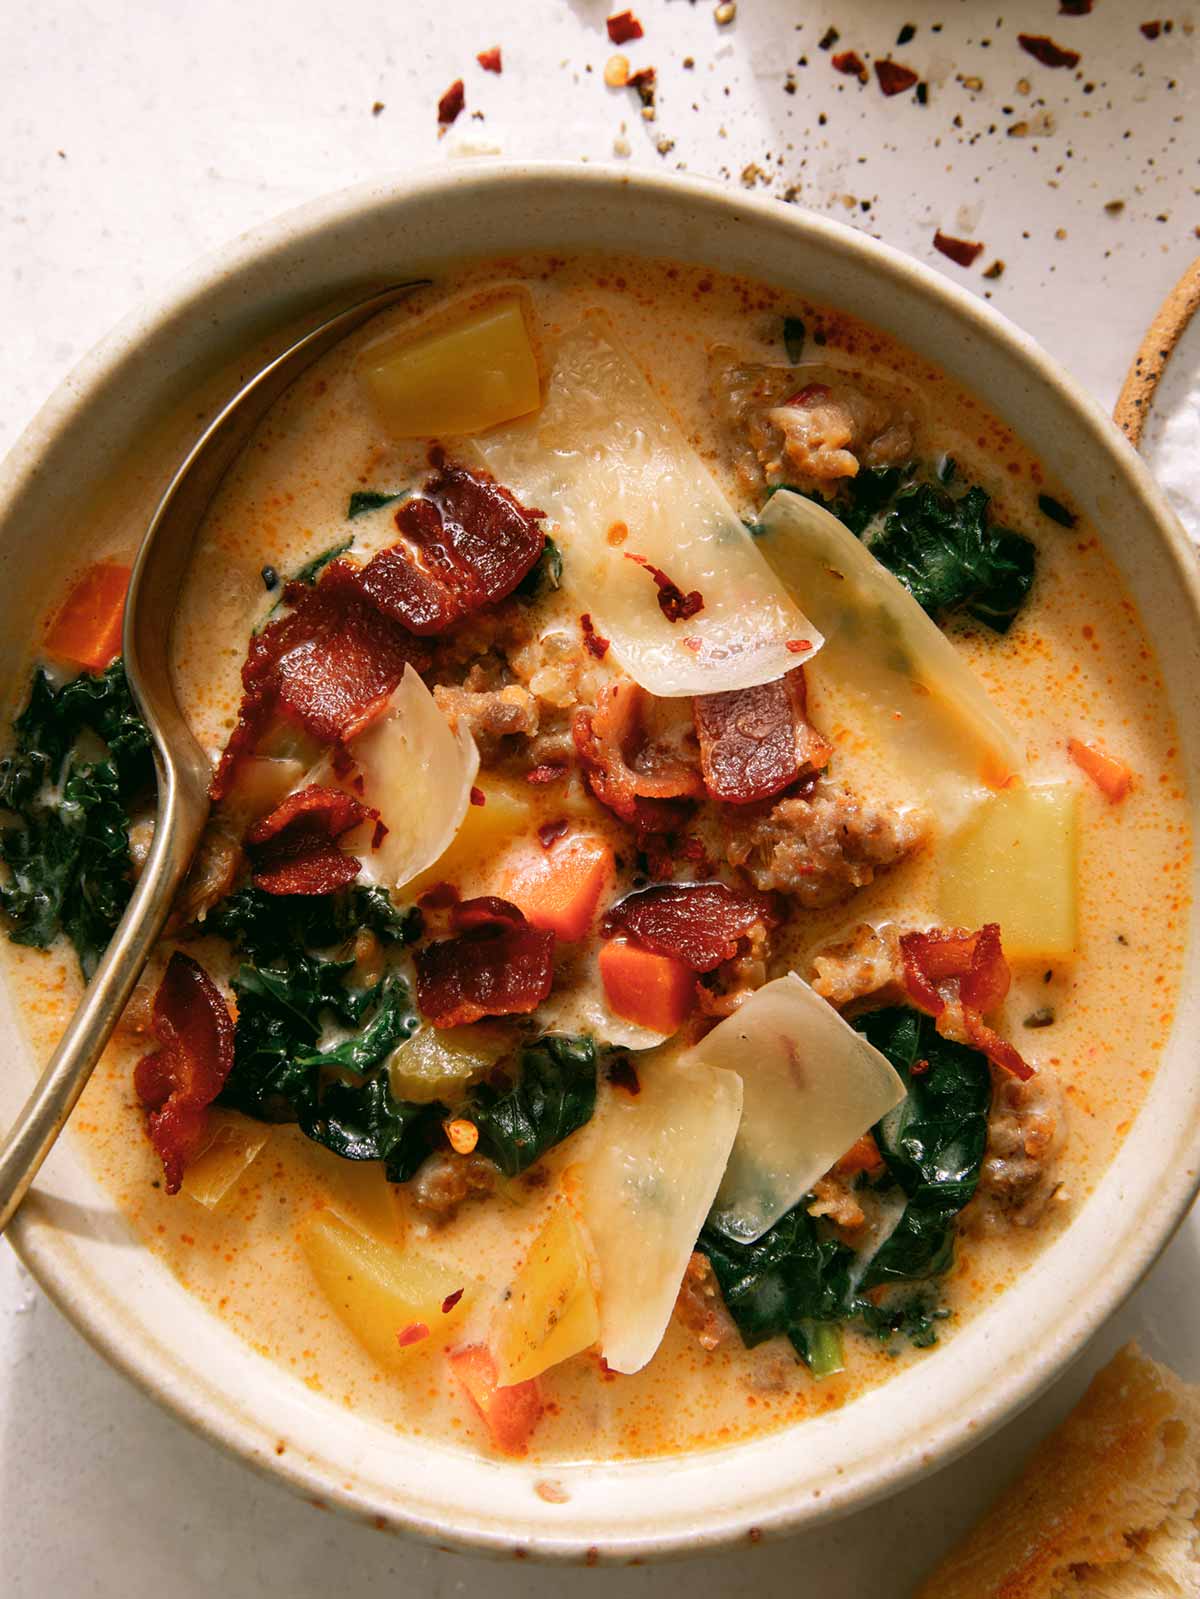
top-left (4, 158), bottom-right (1200, 1563)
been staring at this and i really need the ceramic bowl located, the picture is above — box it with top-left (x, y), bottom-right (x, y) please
top-left (2, 163), bottom-right (1199, 1562)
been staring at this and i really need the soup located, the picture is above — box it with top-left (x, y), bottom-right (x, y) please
top-left (1, 253), bottom-right (1187, 1463)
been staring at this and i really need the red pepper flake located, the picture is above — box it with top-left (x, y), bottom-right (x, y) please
top-left (526, 762), bottom-right (568, 785)
top-left (624, 553), bottom-right (704, 623)
top-left (371, 817), bottom-right (389, 850)
top-left (933, 231), bottom-right (986, 268)
top-left (683, 636), bottom-right (703, 653)
top-left (1140, 19), bottom-right (1162, 37)
top-left (1059, 0), bottom-right (1093, 12)
top-left (538, 818), bottom-right (569, 849)
top-left (469, 785), bottom-right (486, 807)
top-left (441, 1288), bottom-right (465, 1315)
top-left (418, 881), bottom-right (460, 910)
top-left (831, 50), bottom-right (867, 80)
top-left (784, 639), bottom-right (812, 654)
top-left (606, 10), bottom-right (643, 45)
top-left (875, 59), bottom-right (919, 95)
top-left (581, 613), bottom-right (611, 659)
top-left (627, 66), bottom-right (656, 107)
top-left (911, 1057), bottom-right (931, 1077)
top-left (397, 1322), bottom-right (430, 1348)
top-left (437, 79), bottom-right (466, 125)
top-left (1017, 33), bottom-right (1081, 68)
top-left (476, 46), bottom-right (502, 72)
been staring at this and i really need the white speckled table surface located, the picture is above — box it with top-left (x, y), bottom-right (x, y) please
top-left (2, 2), bottom-right (1198, 1593)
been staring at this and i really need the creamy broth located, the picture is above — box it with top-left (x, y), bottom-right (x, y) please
top-left (2, 252), bottom-right (1188, 1463)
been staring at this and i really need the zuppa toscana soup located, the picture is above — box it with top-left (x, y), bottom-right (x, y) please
top-left (1, 254), bottom-right (1188, 1464)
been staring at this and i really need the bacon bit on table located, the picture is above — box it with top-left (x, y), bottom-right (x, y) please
top-left (245, 784), bottom-right (371, 895)
top-left (623, 552), bottom-right (704, 623)
top-left (580, 612), bottom-right (610, 659)
top-left (1017, 33), bottom-right (1081, 67)
top-left (602, 881), bottom-right (777, 973)
top-left (359, 452), bottom-right (545, 636)
top-left (933, 231), bottom-right (986, 268)
top-left (397, 1322), bottom-right (430, 1348)
top-left (574, 679), bottom-right (703, 832)
top-left (415, 896), bottom-right (555, 1027)
top-left (134, 953), bottom-right (235, 1194)
top-left (1059, 0), bottom-right (1093, 12)
top-left (1068, 738), bottom-right (1135, 803)
top-left (900, 923), bottom-right (1033, 1079)
top-left (693, 667), bottom-right (831, 805)
top-left (438, 79), bottom-right (466, 125)
top-left (831, 50), bottom-right (868, 80)
top-left (606, 10), bottom-right (643, 44)
top-left (875, 59), bottom-right (919, 95)
top-left (476, 46), bottom-right (502, 72)
top-left (1140, 20), bottom-right (1163, 38)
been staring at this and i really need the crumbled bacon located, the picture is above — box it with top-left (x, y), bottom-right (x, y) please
top-left (1140, 19), bottom-right (1162, 38)
top-left (245, 783), bottom-right (370, 895)
top-left (476, 46), bottom-right (502, 72)
top-left (606, 9), bottom-right (643, 44)
top-left (573, 678), bottom-right (703, 832)
top-left (438, 79), bottom-right (466, 124)
top-left (693, 667), bottom-right (831, 805)
top-left (624, 553), bottom-right (704, 623)
top-left (933, 231), bottom-right (985, 268)
top-left (415, 896), bottom-right (555, 1027)
top-left (831, 49), bottom-right (867, 78)
top-left (875, 59), bottom-right (919, 95)
top-left (602, 881), bottom-right (776, 973)
top-left (1017, 33), bottom-right (1081, 67)
top-left (900, 923), bottom-right (1033, 1079)
top-left (359, 454), bottom-right (545, 636)
top-left (210, 559), bottom-right (428, 801)
top-left (134, 953), bottom-right (235, 1194)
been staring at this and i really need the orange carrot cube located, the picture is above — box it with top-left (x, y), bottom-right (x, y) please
top-left (501, 833), bottom-right (615, 941)
top-left (598, 936), bottom-right (695, 1035)
top-left (44, 562), bottom-right (131, 672)
top-left (448, 1344), bottom-right (544, 1456)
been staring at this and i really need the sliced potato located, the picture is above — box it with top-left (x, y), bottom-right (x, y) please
top-left (939, 781), bottom-right (1079, 960)
top-left (388, 1022), bottom-right (513, 1105)
top-left (301, 1144), bottom-right (406, 1241)
top-left (181, 1112), bottom-right (270, 1209)
top-left (405, 775), bottom-right (532, 899)
top-left (360, 294), bottom-right (541, 438)
top-left (492, 1203), bottom-right (600, 1384)
top-left (298, 1210), bottom-right (469, 1370)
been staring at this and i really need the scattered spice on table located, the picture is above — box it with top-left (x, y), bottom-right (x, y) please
top-left (934, 231), bottom-right (985, 268)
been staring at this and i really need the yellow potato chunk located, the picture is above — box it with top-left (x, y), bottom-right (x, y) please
top-left (360, 295), bottom-right (541, 438)
top-left (388, 1023), bottom-right (513, 1105)
top-left (302, 1144), bottom-right (405, 1241)
top-left (939, 782), bottom-right (1079, 961)
top-left (298, 1210), bottom-right (468, 1370)
top-left (181, 1112), bottom-right (270, 1209)
top-left (492, 1203), bottom-right (600, 1385)
top-left (405, 776), bottom-right (532, 899)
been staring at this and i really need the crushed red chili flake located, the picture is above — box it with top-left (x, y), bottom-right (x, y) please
top-left (526, 762), bottom-right (568, 785)
top-left (441, 1288), bottom-right (465, 1314)
top-left (911, 1057), bottom-right (931, 1077)
top-left (831, 50), bottom-right (867, 80)
top-left (933, 231), bottom-right (986, 268)
top-left (469, 785), bottom-right (486, 807)
top-left (784, 639), bottom-right (812, 654)
top-left (1017, 33), bottom-right (1081, 67)
top-left (875, 59), bottom-right (919, 95)
top-left (371, 817), bottom-right (389, 850)
top-left (606, 1055), bottom-right (641, 1096)
top-left (397, 1322), bottom-right (430, 1348)
top-left (580, 613), bottom-right (611, 659)
top-left (1140, 19), bottom-right (1162, 37)
top-left (1059, 0), bottom-right (1093, 12)
top-left (476, 46), bottom-right (502, 72)
top-left (437, 79), bottom-right (466, 125)
top-left (606, 9), bottom-right (643, 45)
top-left (538, 818), bottom-right (569, 849)
top-left (624, 553), bottom-right (704, 623)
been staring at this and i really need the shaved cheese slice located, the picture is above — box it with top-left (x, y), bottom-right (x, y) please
top-left (700, 973), bottom-right (906, 1244)
top-left (567, 1056), bottom-right (743, 1373)
top-left (755, 490), bottom-right (1023, 818)
top-left (472, 319), bottom-right (821, 697)
top-left (312, 665), bottom-right (479, 889)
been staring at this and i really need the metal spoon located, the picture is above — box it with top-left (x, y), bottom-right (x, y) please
top-left (0, 281), bottom-right (426, 1233)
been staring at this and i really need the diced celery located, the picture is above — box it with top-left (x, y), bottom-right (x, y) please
top-left (387, 1023), bottom-right (513, 1105)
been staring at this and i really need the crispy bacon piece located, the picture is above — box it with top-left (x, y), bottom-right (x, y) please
top-left (900, 923), bottom-right (1033, 1080)
top-left (1017, 32), bottom-right (1081, 68)
top-left (934, 231), bottom-right (985, 268)
top-left (211, 560), bottom-right (428, 801)
top-left (573, 678), bottom-right (703, 833)
top-left (832, 49), bottom-right (867, 78)
top-left (415, 896), bottom-right (555, 1028)
top-left (693, 667), bottom-right (832, 804)
top-left (606, 9), bottom-right (643, 43)
top-left (438, 78), bottom-right (466, 124)
top-left (360, 454), bottom-right (545, 636)
top-left (602, 881), bottom-right (776, 973)
top-left (623, 552), bottom-right (704, 623)
top-left (875, 59), bottom-right (919, 95)
top-left (245, 783), bottom-right (370, 895)
top-left (134, 953), bottom-right (235, 1193)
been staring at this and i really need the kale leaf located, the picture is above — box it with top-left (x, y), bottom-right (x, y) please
top-left (515, 536), bottom-right (563, 602)
top-left (347, 489), bottom-right (409, 520)
top-left (295, 970), bottom-right (419, 1074)
top-left (852, 1007), bottom-right (992, 1287)
top-left (859, 1290), bottom-right (951, 1351)
top-left (305, 1076), bottom-right (441, 1182)
top-left (466, 1032), bottom-right (596, 1176)
top-left (204, 883), bottom-right (420, 964)
top-left (0, 661), bottom-right (152, 977)
top-left (292, 537), bottom-right (354, 586)
top-left (868, 482), bottom-right (1035, 633)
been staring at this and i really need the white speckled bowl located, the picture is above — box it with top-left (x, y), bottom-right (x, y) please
top-left (1, 164), bottom-right (1198, 1562)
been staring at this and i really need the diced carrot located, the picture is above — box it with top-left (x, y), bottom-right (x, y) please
top-left (448, 1344), bottom-right (544, 1456)
top-left (500, 833), bottom-right (615, 941)
top-left (598, 936), bottom-right (695, 1035)
top-left (834, 1133), bottom-right (884, 1177)
top-left (1068, 738), bottom-right (1134, 804)
top-left (44, 562), bottom-right (132, 672)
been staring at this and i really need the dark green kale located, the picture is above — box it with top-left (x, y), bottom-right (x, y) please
top-left (867, 482), bottom-right (1036, 633)
top-left (0, 661), bottom-right (152, 977)
top-left (204, 883), bottom-right (420, 964)
top-left (466, 1032), bottom-right (596, 1177)
top-left (347, 489), bottom-right (409, 520)
top-left (782, 316), bottom-right (807, 364)
top-left (515, 536), bottom-right (563, 602)
top-left (805, 464), bottom-right (913, 538)
top-left (291, 537), bottom-right (354, 586)
top-left (852, 1007), bottom-right (992, 1287)
top-left (307, 1074), bottom-right (442, 1182)
top-left (859, 1290), bottom-right (951, 1351)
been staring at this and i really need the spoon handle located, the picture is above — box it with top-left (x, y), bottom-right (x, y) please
top-left (0, 755), bottom-right (209, 1233)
